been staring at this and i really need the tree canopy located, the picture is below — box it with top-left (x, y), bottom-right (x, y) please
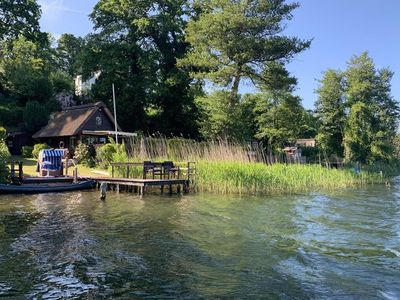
top-left (179, 0), bottom-right (311, 106)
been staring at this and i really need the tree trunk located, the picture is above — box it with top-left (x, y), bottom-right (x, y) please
top-left (230, 67), bottom-right (242, 107)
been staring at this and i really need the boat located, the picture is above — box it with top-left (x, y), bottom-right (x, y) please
top-left (0, 180), bottom-right (97, 195)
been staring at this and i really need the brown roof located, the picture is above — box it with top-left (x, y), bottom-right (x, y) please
top-left (33, 102), bottom-right (121, 138)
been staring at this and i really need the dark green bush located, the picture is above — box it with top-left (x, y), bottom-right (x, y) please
top-left (32, 143), bottom-right (50, 159)
top-left (22, 145), bottom-right (33, 158)
top-left (0, 127), bottom-right (6, 142)
top-left (23, 101), bottom-right (49, 133)
top-left (0, 141), bottom-right (10, 183)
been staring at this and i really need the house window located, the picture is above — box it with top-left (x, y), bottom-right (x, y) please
top-left (96, 116), bottom-right (102, 126)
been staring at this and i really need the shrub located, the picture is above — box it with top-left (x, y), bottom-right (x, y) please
top-left (32, 143), bottom-right (50, 159)
top-left (22, 145), bottom-right (33, 158)
top-left (0, 141), bottom-right (10, 183)
top-left (23, 101), bottom-right (49, 133)
top-left (0, 127), bottom-right (6, 142)
top-left (96, 143), bottom-right (117, 169)
top-left (74, 143), bottom-right (95, 167)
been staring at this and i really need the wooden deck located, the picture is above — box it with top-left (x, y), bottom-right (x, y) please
top-left (18, 161), bottom-right (196, 197)
top-left (92, 177), bottom-right (189, 195)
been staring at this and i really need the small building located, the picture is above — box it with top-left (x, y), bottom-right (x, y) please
top-left (295, 138), bottom-right (316, 148)
top-left (6, 132), bottom-right (32, 155)
top-left (32, 102), bottom-right (125, 151)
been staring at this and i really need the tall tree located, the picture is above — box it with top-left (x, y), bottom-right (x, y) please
top-left (344, 52), bottom-right (399, 162)
top-left (56, 34), bottom-right (85, 77)
top-left (253, 62), bottom-right (305, 150)
top-left (82, 0), bottom-right (200, 136)
top-left (0, 35), bottom-right (53, 104)
top-left (0, 0), bottom-right (44, 44)
top-left (315, 69), bottom-right (345, 158)
top-left (179, 0), bottom-right (311, 106)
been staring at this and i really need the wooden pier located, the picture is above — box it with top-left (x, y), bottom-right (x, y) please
top-left (92, 177), bottom-right (189, 196)
top-left (15, 160), bottom-right (196, 197)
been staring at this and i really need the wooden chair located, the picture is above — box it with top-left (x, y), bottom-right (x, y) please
top-left (143, 161), bottom-right (155, 179)
top-left (162, 161), bottom-right (180, 179)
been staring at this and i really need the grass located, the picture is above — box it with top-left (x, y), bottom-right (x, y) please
top-left (195, 161), bottom-right (384, 195)
top-left (9, 156), bottom-right (110, 178)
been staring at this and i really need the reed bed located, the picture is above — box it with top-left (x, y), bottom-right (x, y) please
top-left (109, 136), bottom-right (386, 194)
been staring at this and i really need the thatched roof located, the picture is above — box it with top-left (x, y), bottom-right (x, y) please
top-left (33, 102), bottom-right (121, 138)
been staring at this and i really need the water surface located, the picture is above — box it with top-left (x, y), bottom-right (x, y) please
top-left (0, 184), bottom-right (399, 299)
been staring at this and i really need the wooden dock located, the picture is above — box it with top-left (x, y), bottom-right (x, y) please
top-left (92, 177), bottom-right (189, 196)
top-left (17, 160), bottom-right (196, 197)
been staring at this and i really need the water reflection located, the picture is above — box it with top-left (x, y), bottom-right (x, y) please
top-left (0, 186), bottom-right (399, 298)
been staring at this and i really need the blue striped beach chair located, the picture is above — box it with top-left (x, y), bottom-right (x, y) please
top-left (38, 149), bottom-right (66, 176)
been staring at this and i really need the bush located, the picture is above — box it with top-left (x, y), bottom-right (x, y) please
top-left (23, 101), bottom-right (49, 133)
top-left (74, 143), bottom-right (95, 167)
top-left (0, 142), bottom-right (10, 183)
top-left (0, 127), bottom-right (6, 142)
top-left (32, 143), bottom-right (50, 159)
top-left (96, 143), bottom-right (117, 169)
top-left (22, 145), bottom-right (33, 158)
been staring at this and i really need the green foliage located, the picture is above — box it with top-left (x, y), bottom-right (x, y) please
top-left (23, 101), bottom-right (49, 133)
top-left (195, 91), bottom-right (242, 140)
top-left (96, 143), bottom-right (118, 169)
top-left (315, 69), bottom-right (345, 157)
top-left (74, 143), bottom-right (96, 167)
top-left (1, 36), bottom-right (53, 104)
top-left (180, 0), bottom-right (310, 104)
top-left (55, 34), bottom-right (85, 76)
top-left (343, 53), bottom-right (399, 163)
top-left (22, 145), bottom-right (33, 158)
top-left (254, 93), bottom-right (305, 151)
top-left (0, 126), bottom-right (6, 142)
top-left (32, 143), bottom-right (50, 159)
top-left (0, 141), bottom-right (10, 183)
top-left (0, 0), bottom-right (43, 44)
top-left (84, 0), bottom-right (200, 136)
top-left (0, 99), bottom-right (24, 129)
top-left (50, 71), bottom-right (74, 94)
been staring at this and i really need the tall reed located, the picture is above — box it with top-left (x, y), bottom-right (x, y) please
top-left (109, 136), bottom-right (386, 194)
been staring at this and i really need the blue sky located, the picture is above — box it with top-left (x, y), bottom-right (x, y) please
top-left (38, 0), bottom-right (400, 109)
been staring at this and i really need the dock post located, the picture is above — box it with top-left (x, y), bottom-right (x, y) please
top-left (99, 182), bottom-right (107, 200)
top-left (169, 184), bottom-right (172, 195)
top-left (18, 161), bottom-right (23, 182)
top-left (161, 185), bottom-right (164, 194)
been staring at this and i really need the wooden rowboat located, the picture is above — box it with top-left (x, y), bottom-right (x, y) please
top-left (0, 180), bottom-right (97, 195)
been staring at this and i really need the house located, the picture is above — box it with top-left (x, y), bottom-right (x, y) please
top-left (295, 138), bottom-right (316, 148)
top-left (32, 102), bottom-right (129, 151)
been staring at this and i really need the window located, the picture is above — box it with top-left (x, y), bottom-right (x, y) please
top-left (96, 116), bottom-right (102, 126)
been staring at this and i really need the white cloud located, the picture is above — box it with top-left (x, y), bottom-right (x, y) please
top-left (38, 0), bottom-right (83, 20)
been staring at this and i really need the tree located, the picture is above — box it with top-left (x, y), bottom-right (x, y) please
top-left (0, 0), bottom-right (44, 44)
top-left (82, 0), bottom-right (200, 136)
top-left (23, 100), bottom-right (49, 132)
top-left (253, 62), bottom-right (305, 150)
top-left (196, 90), bottom-right (256, 140)
top-left (254, 93), bottom-right (304, 151)
top-left (343, 102), bottom-right (373, 163)
top-left (344, 52), bottom-right (399, 162)
top-left (315, 70), bottom-right (345, 157)
top-left (179, 0), bottom-right (311, 106)
top-left (0, 36), bottom-right (53, 104)
top-left (56, 34), bottom-right (85, 77)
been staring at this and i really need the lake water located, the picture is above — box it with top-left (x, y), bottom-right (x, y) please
top-left (0, 183), bottom-right (399, 299)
